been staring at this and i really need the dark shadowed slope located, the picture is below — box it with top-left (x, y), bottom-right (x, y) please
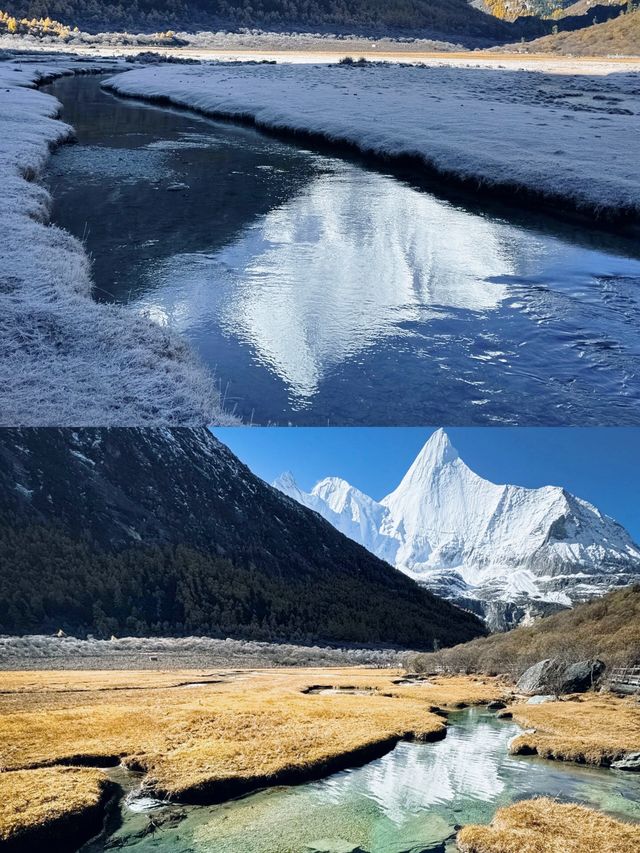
top-left (1, 0), bottom-right (549, 41)
top-left (0, 429), bottom-right (485, 648)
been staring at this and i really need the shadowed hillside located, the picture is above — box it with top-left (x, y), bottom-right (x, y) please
top-left (0, 428), bottom-right (485, 649)
top-left (0, 0), bottom-right (551, 41)
top-left (410, 585), bottom-right (640, 676)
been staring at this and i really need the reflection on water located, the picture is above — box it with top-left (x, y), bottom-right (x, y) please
top-left (147, 175), bottom-right (510, 402)
top-left (86, 708), bottom-right (640, 853)
top-left (46, 76), bottom-right (640, 425)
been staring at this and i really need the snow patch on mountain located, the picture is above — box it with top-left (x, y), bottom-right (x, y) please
top-left (274, 429), bottom-right (640, 628)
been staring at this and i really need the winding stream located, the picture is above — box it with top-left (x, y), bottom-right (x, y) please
top-left (45, 75), bottom-right (640, 426)
top-left (81, 708), bottom-right (640, 853)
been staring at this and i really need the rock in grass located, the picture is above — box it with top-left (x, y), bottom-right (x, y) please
top-left (516, 658), bottom-right (605, 695)
top-left (611, 752), bottom-right (640, 772)
top-left (561, 659), bottom-right (606, 693)
top-left (516, 659), bottom-right (557, 694)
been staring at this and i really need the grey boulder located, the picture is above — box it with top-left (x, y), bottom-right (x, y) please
top-left (516, 659), bottom-right (557, 694)
top-left (516, 658), bottom-right (605, 695)
top-left (561, 659), bottom-right (606, 693)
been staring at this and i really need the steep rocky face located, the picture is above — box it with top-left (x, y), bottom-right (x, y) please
top-left (0, 428), bottom-right (485, 648)
top-left (274, 430), bottom-right (640, 630)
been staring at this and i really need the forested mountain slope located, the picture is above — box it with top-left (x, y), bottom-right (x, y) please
top-left (0, 429), bottom-right (485, 648)
top-left (0, 0), bottom-right (549, 41)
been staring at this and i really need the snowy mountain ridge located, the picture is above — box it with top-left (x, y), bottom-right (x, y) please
top-left (273, 430), bottom-right (640, 629)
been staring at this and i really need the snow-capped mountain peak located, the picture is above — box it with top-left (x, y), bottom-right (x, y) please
top-left (311, 476), bottom-right (360, 512)
top-left (272, 431), bottom-right (640, 629)
top-left (272, 470), bottom-right (301, 494)
top-left (405, 427), bottom-right (459, 472)
top-left (311, 477), bottom-right (387, 528)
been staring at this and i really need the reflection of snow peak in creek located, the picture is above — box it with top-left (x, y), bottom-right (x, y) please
top-left (317, 710), bottom-right (511, 826)
top-left (93, 708), bottom-right (640, 853)
top-left (47, 74), bottom-right (640, 425)
top-left (139, 166), bottom-right (512, 400)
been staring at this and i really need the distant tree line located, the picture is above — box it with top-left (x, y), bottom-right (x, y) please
top-left (0, 8), bottom-right (76, 34)
top-left (0, 0), bottom-right (553, 40)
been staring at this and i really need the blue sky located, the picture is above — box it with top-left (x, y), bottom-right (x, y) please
top-left (211, 428), bottom-right (640, 540)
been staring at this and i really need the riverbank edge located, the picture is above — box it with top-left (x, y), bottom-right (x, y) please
top-left (508, 731), bottom-right (629, 766)
top-left (145, 725), bottom-right (447, 804)
top-left (1, 58), bottom-right (236, 426)
top-left (1, 774), bottom-right (118, 853)
top-left (504, 697), bottom-right (640, 768)
top-left (457, 797), bottom-right (640, 853)
top-left (101, 75), bottom-right (640, 233)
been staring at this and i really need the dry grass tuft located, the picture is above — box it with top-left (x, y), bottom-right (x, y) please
top-left (508, 694), bottom-right (640, 765)
top-left (0, 766), bottom-right (112, 845)
top-left (457, 797), bottom-right (640, 853)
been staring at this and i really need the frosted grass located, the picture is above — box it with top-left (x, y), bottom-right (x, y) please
top-left (0, 59), bottom-right (236, 425)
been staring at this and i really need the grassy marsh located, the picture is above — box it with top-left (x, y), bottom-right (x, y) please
top-left (0, 766), bottom-right (114, 851)
top-left (508, 693), bottom-right (640, 766)
top-left (0, 667), bottom-right (504, 843)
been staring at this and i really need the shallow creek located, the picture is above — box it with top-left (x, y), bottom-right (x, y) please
top-left (80, 707), bottom-right (640, 853)
top-left (45, 75), bottom-right (640, 425)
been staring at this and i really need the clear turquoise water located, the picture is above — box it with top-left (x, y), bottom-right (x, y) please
top-left (84, 707), bottom-right (640, 853)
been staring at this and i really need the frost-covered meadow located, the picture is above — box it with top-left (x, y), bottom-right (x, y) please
top-left (0, 633), bottom-right (408, 669)
top-left (0, 57), bottom-right (236, 425)
top-left (106, 60), bottom-right (640, 217)
top-left (2, 54), bottom-right (639, 425)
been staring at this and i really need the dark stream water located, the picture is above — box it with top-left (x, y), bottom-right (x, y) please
top-left (45, 75), bottom-right (640, 425)
top-left (82, 707), bottom-right (640, 853)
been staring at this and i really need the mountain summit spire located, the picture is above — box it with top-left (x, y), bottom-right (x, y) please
top-left (273, 432), bottom-right (640, 630)
top-left (380, 429), bottom-right (462, 521)
top-left (403, 428), bottom-right (459, 479)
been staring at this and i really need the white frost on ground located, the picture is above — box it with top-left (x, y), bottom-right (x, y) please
top-left (0, 57), bottom-right (236, 425)
top-left (0, 634), bottom-right (407, 669)
top-left (4, 36), bottom-right (640, 73)
top-left (105, 61), bottom-right (640, 215)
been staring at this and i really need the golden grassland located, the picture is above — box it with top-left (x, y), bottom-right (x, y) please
top-left (457, 797), bottom-right (640, 853)
top-left (0, 766), bottom-right (113, 846)
top-left (0, 668), bottom-right (504, 836)
top-left (515, 9), bottom-right (640, 57)
top-left (508, 693), bottom-right (640, 765)
top-left (2, 670), bottom-right (638, 850)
